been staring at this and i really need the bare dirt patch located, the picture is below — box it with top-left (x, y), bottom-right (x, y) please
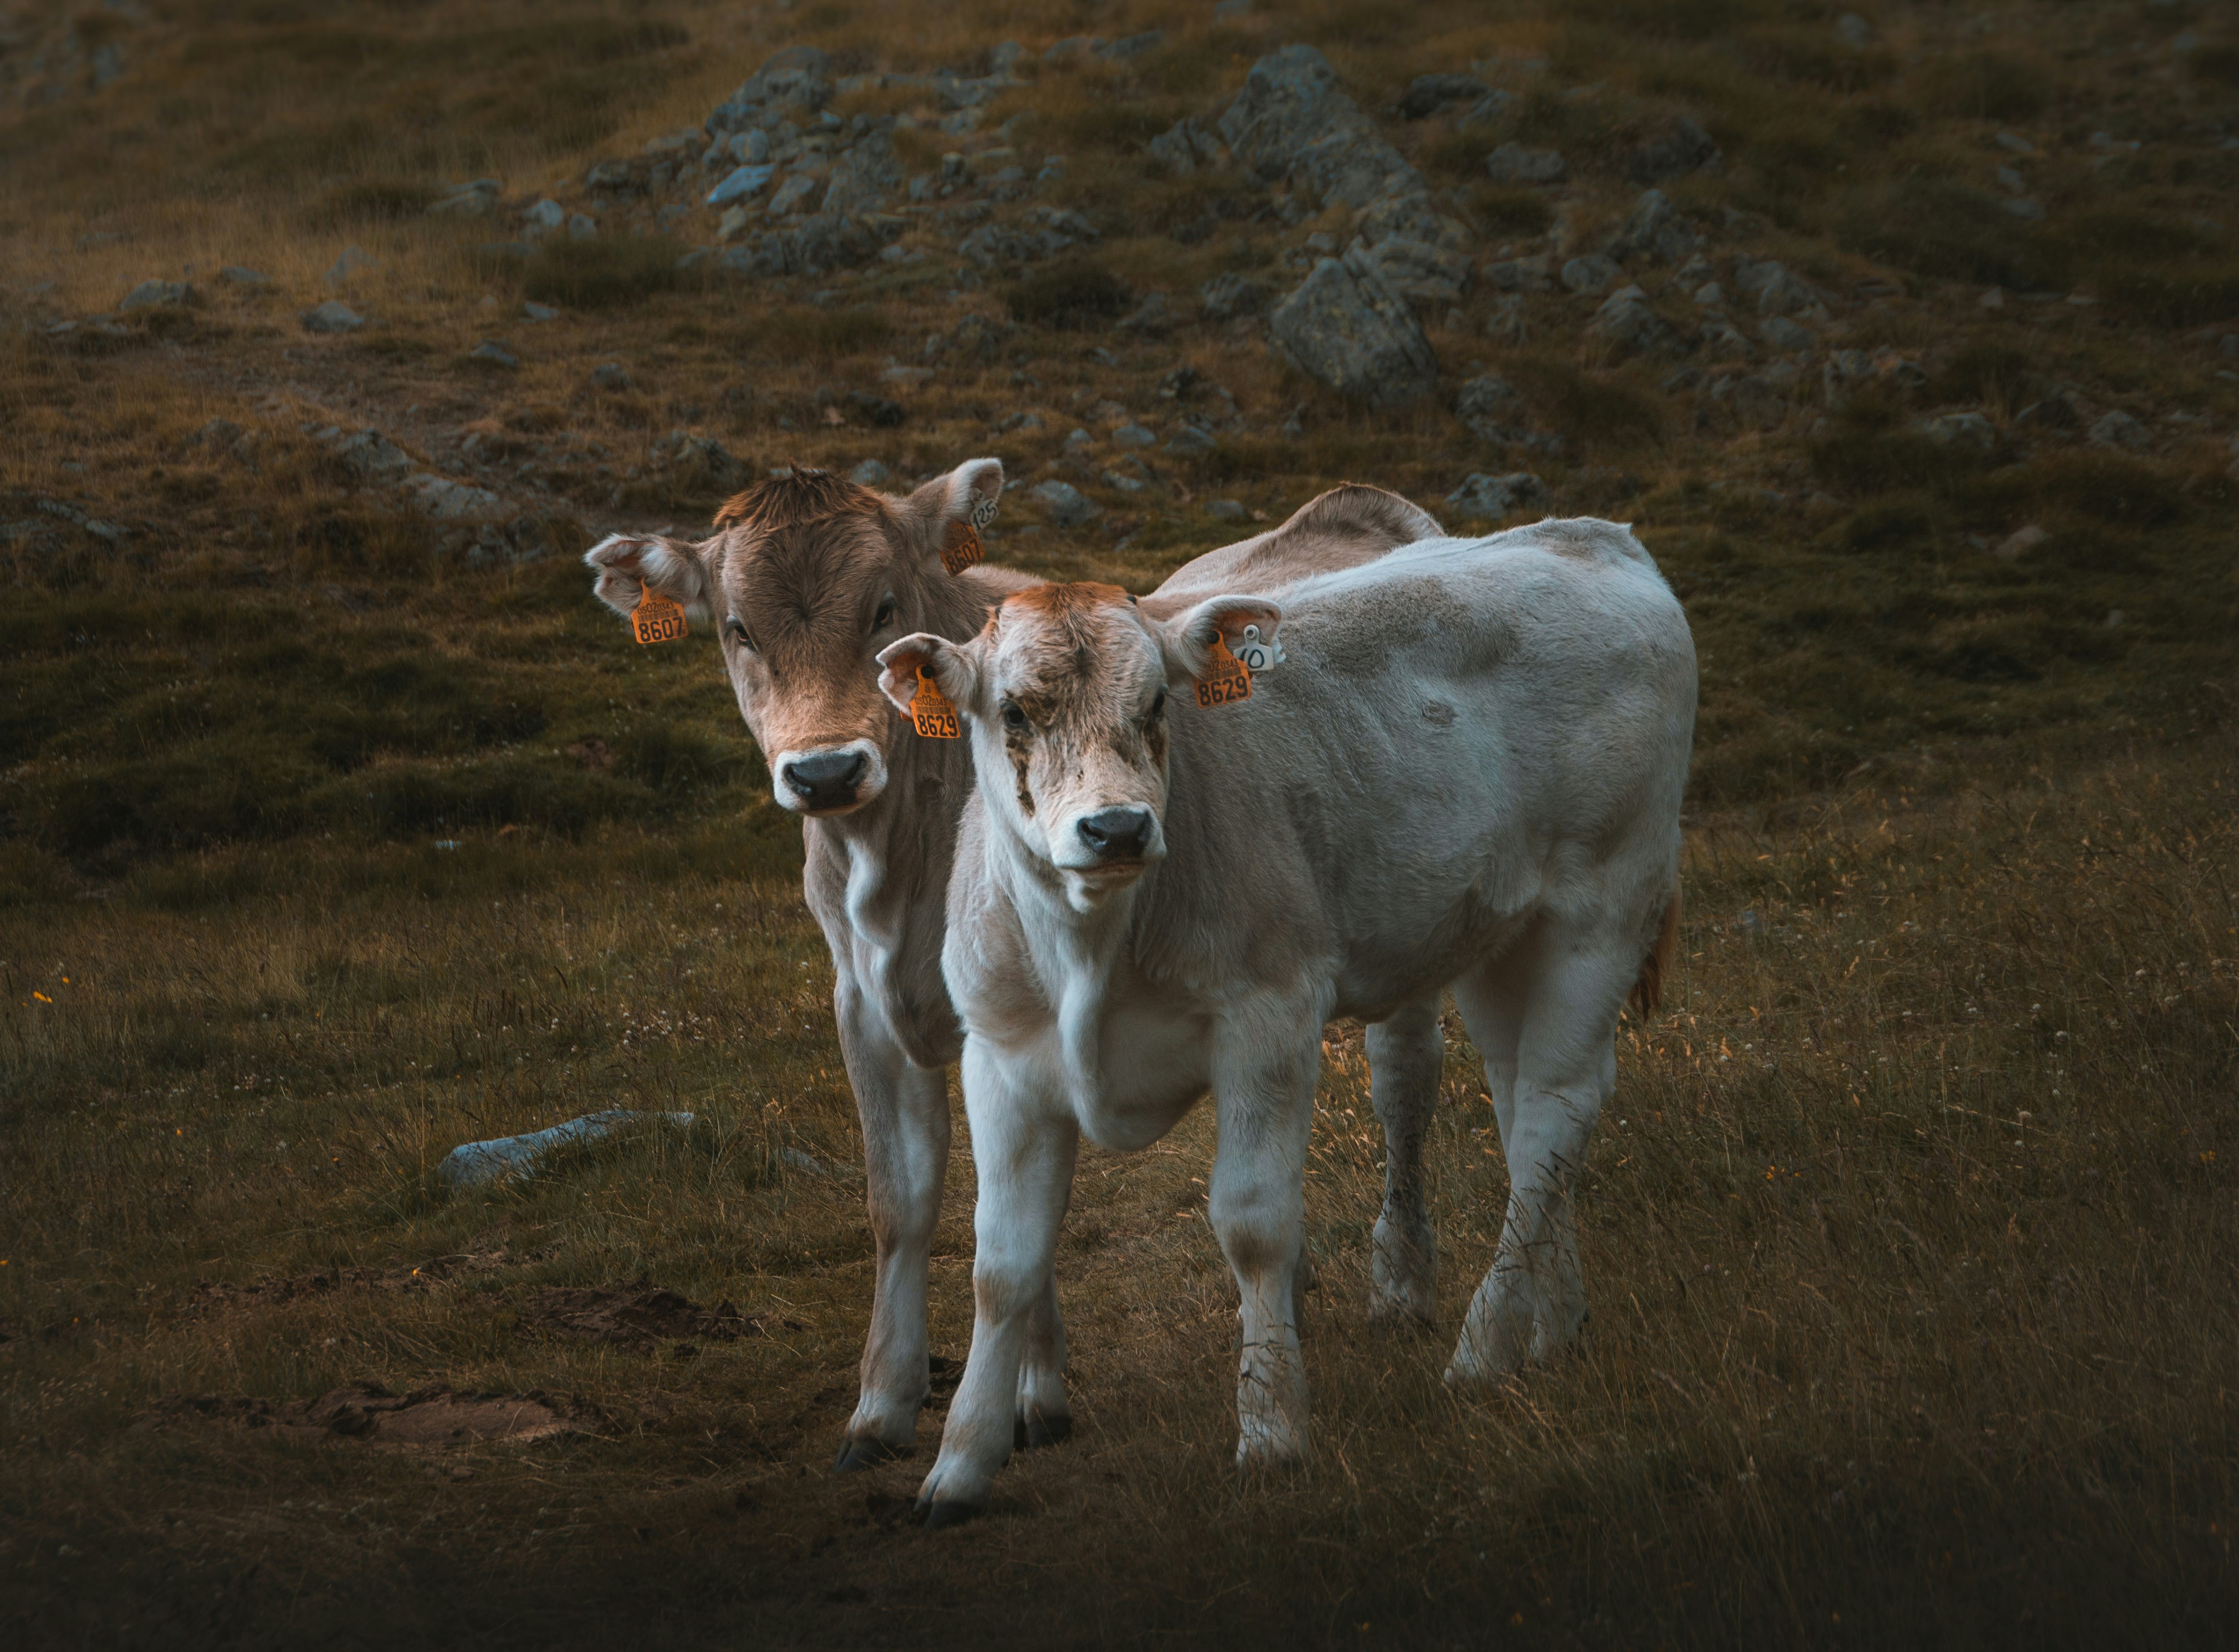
top-left (145, 1383), bottom-right (597, 1448)
top-left (523, 1280), bottom-right (781, 1349)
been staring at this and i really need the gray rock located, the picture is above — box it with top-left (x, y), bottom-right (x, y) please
top-left (1118, 294), bottom-right (1178, 335)
top-left (1560, 253), bottom-right (1621, 295)
top-left (1166, 426), bottom-right (1219, 457)
top-left (1602, 189), bottom-right (1699, 265)
top-left (1030, 479), bottom-right (1100, 526)
top-left (1213, 0), bottom-right (1252, 17)
top-left (523, 301), bottom-right (560, 322)
top-left (584, 160), bottom-right (638, 193)
top-left (1103, 469), bottom-right (1150, 495)
top-left (1198, 271), bottom-right (1270, 321)
top-left (1733, 258), bottom-right (1828, 319)
top-left (1912, 411), bottom-right (1998, 450)
top-left (2088, 410), bottom-right (2151, 452)
top-left (401, 473), bottom-right (511, 521)
top-left (324, 245), bottom-right (374, 286)
top-left (1454, 374), bottom-right (1526, 443)
top-left (566, 213), bottom-right (597, 242)
top-left (849, 459), bottom-right (893, 488)
top-left (332, 428), bottom-right (414, 480)
top-left (468, 339), bottom-right (520, 369)
top-left (706, 164), bottom-right (776, 208)
top-left (300, 300), bottom-right (364, 334)
top-left (1218, 45), bottom-right (1423, 210)
top-left (120, 279), bottom-right (192, 311)
top-left (520, 198), bottom-right (566, 240)
top-left (1113, 423), bottom-right (1157, 448)
top-left (823, 128), bottom-right (904, 218)
top-left (590, 362), bottom-right (631, 390)
top-left (1357, 235), bottom-right (1472, 309)
top-left (1995, 523), bottom-right (2049, 560)
top-left (1149, 117), bottom-right (1224, 175)
top-left (1835, 13), bottom-right (1872, 47)
top-left (218, 266), bottom-right (271, 288)
top-left (1064, 428), bottom-right (1093, 450)
top-left (1592, 285), bottom-right (1682, 358)
top-left (1205, 498), bottom-right (1248, 520)
top-left (1626, 116), bottom-right (1720, 183)
top-left (1396, 74), bottom-right (1491, 121)
top-left (650, 430), bottom-right (752, 490)
top-left (1266, 249), bottom-right (1440, 408)
top-left (1445, 472), bottom-right (1547, 520)
top-left (1487, 255), bottom-right (1554, 293)
top-left (1759, 314), bottom-right (1817, 353)
top-left (1692, 281), bottom-right (1724, 307)
top-left (437, 1109), bottom-right (695, 1189)
top-left (428, 179), bottom-right (500, 218)
top-left (1098, 31), bottom-right (1165, 61)
top-left (708, 47), bottom-right (834, 133)
top-left (1712, 374), bottom-right (1788, 430)
top-left (2015, 396), bottom-right (2082, 433)
top-left (1484, 143), bottom-right (1565, 184)
top-left (1999, 197), bottom-right (2045, 222)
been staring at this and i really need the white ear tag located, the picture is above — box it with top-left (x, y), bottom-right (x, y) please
top-left (1231, 623), bottom-right (1284, 675)
top-left (969, 493), bottom-right (999, 529)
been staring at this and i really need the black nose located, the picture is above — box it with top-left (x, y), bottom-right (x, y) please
top-left (782, 749), bottom-right (868, 810)
top-left (1077, 806), bottom-right (1153, 861)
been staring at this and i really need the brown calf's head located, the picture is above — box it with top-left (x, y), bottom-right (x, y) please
top-left (585, 458), bottom-right (1003, 817)
top-left (878, 583), bottom-right (1282, 910)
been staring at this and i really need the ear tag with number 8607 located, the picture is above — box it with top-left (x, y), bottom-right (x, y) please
top-left (910, 667), bottom-right (962, 738)
top-left (632, 589), bottom-right (689, 645)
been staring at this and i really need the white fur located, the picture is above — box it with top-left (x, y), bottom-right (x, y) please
top-left (912, 519), bottom-right (1698, 1516)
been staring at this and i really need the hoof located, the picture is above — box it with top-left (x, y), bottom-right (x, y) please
top-left (1016, 1411), bottom-right (1073, 1451)
top-left (832, 1436), bottom-right (907, 1474)
top-left (919, 1498), bottom-right (983, 1532)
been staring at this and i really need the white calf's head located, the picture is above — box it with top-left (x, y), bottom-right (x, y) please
top-left (878, 583), bottom-right (1282, 909)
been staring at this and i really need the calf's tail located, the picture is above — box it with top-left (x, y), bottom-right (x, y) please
top-left (1627, 889), bottom-right (1682, 1020)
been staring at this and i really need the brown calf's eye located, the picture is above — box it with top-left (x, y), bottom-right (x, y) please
top-left (873, 596), bottom-right (897, 631)
top-left (1147, 688), bottom-right (1167, 722)
top-left (726, 619), bottom-right (755, 651)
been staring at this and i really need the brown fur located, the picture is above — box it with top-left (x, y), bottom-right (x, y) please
top-left (713, 466), bottom-right (882, 533)
top-left (1629, 890), bottom-right (1682, 1019)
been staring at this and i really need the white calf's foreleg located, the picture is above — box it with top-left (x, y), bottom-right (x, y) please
top-left (917, 1041), bottom-right (1077, 1523)
top-left (1210, 1010), bottom-right (1321, 1468)
top-left (1447, 945), bottom-right (1626, 1387)
top-left (835, 986), bottom-right (950, 1469)
top-left (1365, 996), bottom-right (1442, 1326)
top-left (1015, 1270), bottom-right (1071, 1448)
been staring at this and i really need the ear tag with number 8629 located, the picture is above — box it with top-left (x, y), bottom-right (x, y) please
top-left (631, 589), bottom-right (689, 645)
top-left (1194, 637), bottom-right (1252, 709)
top-left (911, 667), bottom-right (962, 738)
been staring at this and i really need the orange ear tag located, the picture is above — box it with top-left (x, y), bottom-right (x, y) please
top-left (910, 666), bottom-right (962, 738)
top-left (631, 589), bottom-right (689, 645)
top-left (1194, 636), bottom-right (1253, 709)
top-left (940, 520), bottom-right (984, 577)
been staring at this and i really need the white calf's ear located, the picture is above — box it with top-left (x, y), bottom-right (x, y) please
top-left (584, 533), bottom-right (713, 626)
top-left (901, 457), bottom-right (1005, 575)
top-left (876, 632), bottom-right (972, 718)
top-left (1158, 594), bottom-right (1285, 686)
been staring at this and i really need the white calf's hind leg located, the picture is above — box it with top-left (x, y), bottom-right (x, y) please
top-left (834, 995), bottom-right (950, 1470)
top-left (916, 1041), bottom-right (1077, 1524)
top-left (1446, 941), bottom-right (1628, 1387)
top-left (1210, 1010), bottom-right (1321, 1469)
top-left (1366, 996), bottom-right (1441, 1327)
top-left (1014, 1272), bottom-right (1071, 1448)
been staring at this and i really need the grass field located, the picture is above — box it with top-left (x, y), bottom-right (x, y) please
top-left (3, 1), bottom-right (2237, 1646)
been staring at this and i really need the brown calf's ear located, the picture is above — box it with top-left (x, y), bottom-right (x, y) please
top-left (900, 457), bottom-right (1005, 577)
top-left (584, 533), bottom-right (713, 626)
top-left (1160, 594), bottom-right (1286, 687)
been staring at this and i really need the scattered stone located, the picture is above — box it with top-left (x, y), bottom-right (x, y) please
top-left (1218, 45), bottom-right (1425, 212)
top-left (523, 301), bottom-right (559, 322)
top-left (1118, 293), bottom-right (1179, 334)
top-left (1113, 423), bottom-right (1157, 448)
top-left (1592, 285), bottom-right (1682, 358)
top-left (1912, 411), bottom-right (1998, 451)
top-left (1759, 315), bottom-right (1817, 353)
top-left (217, 266), bottom-right (271, 288)
top-left (428, 179), bottom-right (500, 218)
top-left (324, 245), bottom-right (375, 285)
top-left (119, 279), bottom-right (191, 311)
top-left (401, 474), bottom-right (513, 522)
top-left (1835, 13), bottom-right (1872, 48)
top-left (2015, 396), bottom-right (2082, 433)
top-left (844, 391), bottom-right (905, 428)
top-left (1560, 253), bottom-right (1620, 294)
top-left (590, 363), bottom-right (631, 390)
top-left (1602, 190), bottom-right (1699, 265)
top-left (1446, 472), bottom-right (1548, 520)
top-left (1733, 258), bottom-right (1828, 319)
top-left (1396, 74), bottom-right (1491, 121)
top-left (1198, 271), bottom-right (1270, 320)
top-left (1487, 255), bottom-right (1553, 293)
top-left (1205, 498), bottom-right (1248, 520)
top-left (1455, 374), bottom-right (1527, 443)
top-left (437, 1108), bottom-right (692, 1186)
top-left (1166, 426), bottom-right (1219, 457)
top-left (1995, 523), bottom-right (2049, 560)
top-left (649, 429), bottom-right (752, 490)
top-left (1694, 281), bottom-right (1726, 307)
top-left (300, 300), bottom-right (365, 334)
top-left (1099, 31), bottom-right (1165, 62)
top-left (526, 1282), bottom-right (764, 1349)
top-left (849, 459), bottom-right (892, 488)
top-left (330, 428), bottom-right (414, 481)
top-left (1626, 115), bottom-right (1720, 183)
top-left (1357, 235), bottom-right (1472, 309)
top-left (708, 46), bottom-right (834, 134)
top-left (467, 339), bottom-right (519, 369)
top-left (707, 163), bottom-right (776, 208)
top-left (520, 199), bottom-right (565, 241)
top-left (566, 213), bottom-right (597, 242)
top-left (1149, 117), bottom-right (1225, 175)
top-left (2088, 410), bottom-right (2150, 452)
top-left (1266, 248), bottom-right (1440, 408)
top-left (1979, 287), bottom-right (2007, 310)
top-left (1030, 479), bottom-right (1100, 526)
top-left (1484, 142), bottom-right (1565, 184)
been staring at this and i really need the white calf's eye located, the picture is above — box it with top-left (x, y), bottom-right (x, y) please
top-left (1000, 702), bottom-right (1027, 733)
top-left (1147, 688), bottom-right (1166, 722)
